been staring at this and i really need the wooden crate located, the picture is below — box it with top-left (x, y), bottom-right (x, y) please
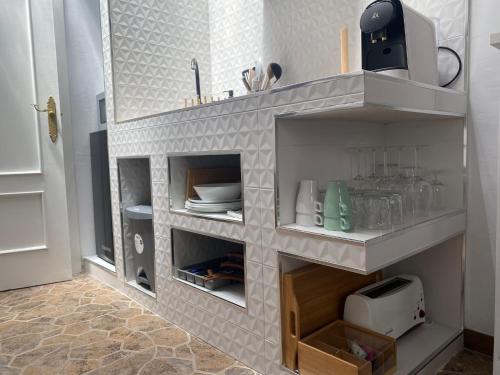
top-left (281, 264), bottom-right (381, 370)
top-left (298, 320), bottom-right (397, 375)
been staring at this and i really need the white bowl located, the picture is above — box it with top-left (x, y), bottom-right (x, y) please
top-left (194, 182), bottom-right (241, 202)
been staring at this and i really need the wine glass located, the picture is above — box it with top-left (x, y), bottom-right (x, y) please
top-left (376, 147), bottom-right (400, 192)
top-left (349, 147), bottom-right (367, 191)
top-left (403, 146), bottom-right (432, 218)
top-left (430, 171), bottom-right (446, 211)
top-left (365, 147), bottom-right (380, 190)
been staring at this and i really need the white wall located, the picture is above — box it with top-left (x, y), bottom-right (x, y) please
top-left (466, 0), bottom-right (500, 336)
top-left (64, 0), bottom-right (105, 265)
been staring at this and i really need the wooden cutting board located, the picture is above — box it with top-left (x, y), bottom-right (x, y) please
top-left (185, 167), bottom-right (241, 200)
top-left (281, 264), bottom-right (381, 370)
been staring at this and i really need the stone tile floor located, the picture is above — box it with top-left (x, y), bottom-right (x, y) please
top-left (0, 274), bottom-right (494, 374)
top-left (0, 274), bottom-right (258, 375)
top-left (437, 349), bottom-right (493, 374)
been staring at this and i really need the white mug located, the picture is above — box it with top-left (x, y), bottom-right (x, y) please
top-left (314, 201), bottom-right (324, 213)
top-left (314, 213), bottom-right (324, 226)
top-left (296, 180), bottom-right (319, 215)
top-left (296, 213), bottom-right (315, 227)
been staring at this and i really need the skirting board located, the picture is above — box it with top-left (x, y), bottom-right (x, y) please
top-left (464, 329), bottom-right (494, 357)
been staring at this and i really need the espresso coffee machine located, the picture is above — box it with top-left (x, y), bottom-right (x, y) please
top-left (360, 0), bottom-right (438, 86)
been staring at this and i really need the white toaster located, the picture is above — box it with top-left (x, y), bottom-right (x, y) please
top-left (344, 275), bottom-right (425, 338)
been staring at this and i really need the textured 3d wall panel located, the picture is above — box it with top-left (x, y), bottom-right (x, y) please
top-left (263, 0), bottom-right (363, 87)
top-left (208, 0), bottom-right (263, 97)
top-left (110, 0), bottom-right (212, 122)
top-left (109, 0), bottom-right (468, 124)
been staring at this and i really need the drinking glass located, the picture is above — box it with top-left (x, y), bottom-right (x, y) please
top-left (364, 192), bottom-right (391, 230)
top-left (351, 191), bottom-right (366, 229)
top-left (349, 147), bottom-right (367, 191)
top-left (376, 147), bottom-right (400, 192)
top-left (403, 167), bottom-right (432, 218)
top-left (365, 147), bottom-right (380, 190)
top-left (430, 172), bottom-right (446, 211)
top-left (389, 192), bottom-right (404, 226)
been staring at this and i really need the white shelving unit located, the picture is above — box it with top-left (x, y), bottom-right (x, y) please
top-left (272, 74), bottom-right (467, 374)
top-left (279, 231), bottom-right (464, 375)
top-left (280, 209), bottom-right (465, 274)
top-left (99, 70), bottom-right (468, 375)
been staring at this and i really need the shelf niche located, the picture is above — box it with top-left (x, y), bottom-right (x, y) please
top-left (274, 109), bottom-right (466, 273)
top-left (279, 234), bottom-right (463, 375)
top-left (171, 228), bottom-right (246, 308)
top-left (168, 153), bottom-right (243, 223)
top-left (117, 157), bottom-right (156, 296)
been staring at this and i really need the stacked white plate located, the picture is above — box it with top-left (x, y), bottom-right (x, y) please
top-left (185, 182), bottom-right (242, 213)
top-left (185, 198), bottom-right (242, 213)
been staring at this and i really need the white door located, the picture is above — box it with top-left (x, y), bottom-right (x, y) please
top-left (0, 0), bottom-right (74, 290)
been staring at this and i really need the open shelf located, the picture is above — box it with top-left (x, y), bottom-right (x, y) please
top-left (275, 106), bottom-right (466, 274)
top-left (279, 234), bottom-right (463, 374)
top-left (117, 157), bottom-right (156, 295)
top-left (278, 102), bottom-right (465, 123)
top-left (280, 208), bottom-right (463, 245)
top-left (279, 209), bottom-right (465, 274)
top-left (171, 228), bottom-right (246, 308)
top-left (396, 322), bottom-right (460, 375)
top-left (168, 153), bottom-right (243, 224)
top-left (174, 277), bottom-right (246, 308)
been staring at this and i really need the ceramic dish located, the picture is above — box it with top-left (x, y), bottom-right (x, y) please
top-left (185, 200), bottom-right (242, 213)
top-left (193, 182), bottom-right (241, 202)
top-left (188, 198), bottom-right (241, 204)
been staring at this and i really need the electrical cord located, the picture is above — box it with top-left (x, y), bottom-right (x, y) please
top-left (438, 46), bottom-right (462, 88)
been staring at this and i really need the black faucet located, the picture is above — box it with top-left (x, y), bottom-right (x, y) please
top-left (191, 58), bottom-right (201, 103)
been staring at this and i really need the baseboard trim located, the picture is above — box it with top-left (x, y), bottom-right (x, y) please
top-left (464, 329), bottom-right (494, 357)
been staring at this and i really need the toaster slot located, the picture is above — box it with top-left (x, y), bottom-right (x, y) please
top-left (361, 277), bottom-right (412, 298)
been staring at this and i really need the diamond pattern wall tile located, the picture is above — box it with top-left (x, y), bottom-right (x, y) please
top-left (152, 182), bottom-right (169, 237)
top-left (263, 265), bottom-right (281, 344)
top-left (208, 0), bottom-right (263, 97)
top-left (264, 339), bottom-right (290, 375)
top-left (262, 247), bottom-right (278, 268)
top-left (109, 0), bottom-right (213, 122)
top-left (262, 0), bottom-right (364, 87)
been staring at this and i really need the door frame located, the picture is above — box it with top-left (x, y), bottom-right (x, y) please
top-left (52, 0), bottom-right (81, 275)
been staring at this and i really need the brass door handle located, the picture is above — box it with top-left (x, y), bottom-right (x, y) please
top-left (33, 96), bottom-right (58, 143)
